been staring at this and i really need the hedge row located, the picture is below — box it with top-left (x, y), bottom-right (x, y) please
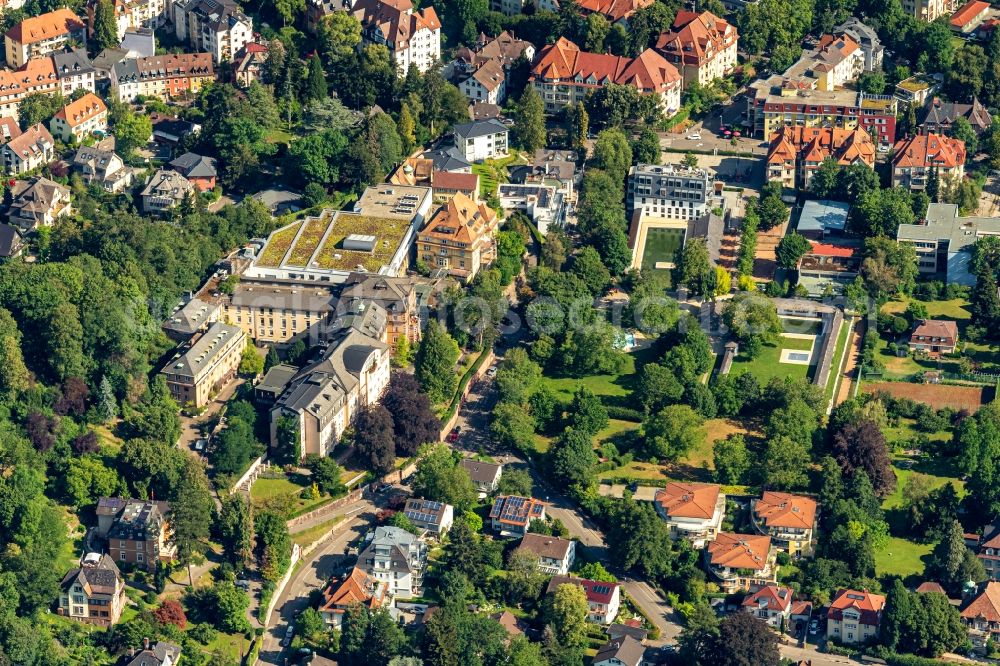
top-left (604, 405), bottom-right (644, 422)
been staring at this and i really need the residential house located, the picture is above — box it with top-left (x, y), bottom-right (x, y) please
top-left (160, 322), bottom-right (246, 408)
top-left (498, 183), bottom-right (563, 235)
top-left (168, 152), bottom-right (217, 191)
top-left (766, 126), bottom-right (875, 191)
top-left (961, 581), bottom-right (1000, 652)
top-left (593, 636), bottom-right (645, 666)
top-left (751, 491), bottom-right (818, 557)
top-left (459, 58), bottom-right (506, 105)
top-left (149, 112), bottom-right (200, 144)
top-left (796, 241), bottom-right (862, 296)
top-left (909, 319), bottom-right (959, 355)
top-left (0, 51), bottom-right (95, 120)
top-left (575, 0), bottom-right (654, 22)
top-left (791, 600), bottom-right (813, 634)
top-left (530, 38), bottom-right (681, 114)
top-left (352, 0), bottom-right (441, 73)
top-left (827, 589), bottom-right (886, 645)
top-left (269, 302), bottom-right (390, 459)
top-left (253, 363), bottom-right (298, 404)
top-left (834, 17), bottom-right (884, 71)
top-left (120, 27), bottom-right (155, 57)
top-left (742, 585), bottom-right (794, 629)
top-left (516, 533), bottom-right (576, 575)
top-left (653, 481), bottom-right (725, 548)
top-left (338, 273), bottom-right (438, 347)
top-left (453, 119), bottom-right (508, 162)
top-left (402, 498), bottom-right (455, 535)
top-left (608, 624), bottom-right (649, 643)
top-left (417, 192), bottom-right (499, 282)
top-left (72, 146), bottom-right (135, 192)
top-left (920, 97), bottom-right (992, 136)
top-left (891, 133), bottom-right (966, 191)
top-left (86, 0), bottom-right (169, 42)
top-left (916, 581), bottom-right (949, 595)
top-left (896, 203), bottom-right (1000, 285)
top-left (121, 640), bottom-right (181, 666)
top-left (52, 48), bottom-right (97, 96)
top-left (895, 74), bottom-right (940, 105)
top-left (7, 176), bottom-right (71, 230)
top-left (423, 145), bottom-right (473, 173)
top-left (459, 458), bottom-right (503, 494)
top-left (454, 31), bottom-right (534, 104)
top-left (172, 0), bottom-right (253, 63)
top-left (318, 566), bottom-right (390, 628)
top-left (705, 532), bottom-right (777, 593)
top-left (357, 525), bottom-right (428, 599)
top-left (900, 0), bottom-right (950, 21)
top-left (804, 32), bottom-right (865, 91)
top-left (0, 116), bottom-right (18, 142)
top-left (141, 169), bottom-right (196, 214)
top-left (96, 497), bottom-right (176, 570)
top-left (655, 11), bottom-right (738, 87)
top-left (489, 495), bottom-right (545, 537)
top-left (2, 123), bottom-right (54, 174)
top-left (388, 157), bottom-right (480, 199)
top-left (49, 92), bottom-right (106, 143)
top-left (0, 223), bottom-right (22, 258)
top-left (233, 42), bottom-right (268, 87)
top-left (111, 53), bottom-right (215, 102)
top-left (58, 553), bottom-right (127, 627)
top-left (491, 610), bottom-right (524, 638)
top-left (5, 8), bottom-right (86, 68)
top-left (547, 575), bottom-right (622, 624)
top-left (976, 524), bottom-right (1000, 580)
top-left (950, 0), bottom-right (991, 32)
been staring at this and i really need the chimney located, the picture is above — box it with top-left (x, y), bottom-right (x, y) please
top-left (143, 637), bottom-right (150, 650)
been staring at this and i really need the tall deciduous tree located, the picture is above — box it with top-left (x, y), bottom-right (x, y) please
top-left (355, 405), bottom-right (396, 477)
top-left (218, 493), bottom-right (254, 568)
top-left (831, 419), bottom-right (896, 497)
top-left (382, 372), bottom-right (441, 455)
top-left (412, 444), bottom-right (476, 511)
top-left (414, 320), bottom-right (460, 404)
top-left (255, 510), bottom-right (292, 582)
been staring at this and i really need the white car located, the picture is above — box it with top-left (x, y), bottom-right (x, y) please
top-left (486, 366), bottom-right (498, 378)
top-left (687, 132), bottom-right (701, 140)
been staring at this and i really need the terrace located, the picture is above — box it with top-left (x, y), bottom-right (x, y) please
top-left (313, 214), bottom-right (411, 272)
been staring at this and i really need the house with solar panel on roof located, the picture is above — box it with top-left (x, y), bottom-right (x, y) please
top-left (489, 495), bottom-right (546, 537)
top-left (402, 498), bottom-right (454, 535)
top-left (547, 575), bottom-right (622, 624)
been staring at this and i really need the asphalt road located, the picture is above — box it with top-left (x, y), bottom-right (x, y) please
top-left (258, 502), bottom-right (374, 665)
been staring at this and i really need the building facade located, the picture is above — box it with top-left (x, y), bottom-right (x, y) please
top-left (2, 123), bottom-right (54, 174)
top-left (49, 91), bottom-right (107, 142)
top-left (7, 176), bottom-right (71, 230)
top-left (654, 482), bottom-right (726, 548)
top-left (86, 0), bottom-right (169, 41)
top-left (891, 133), bottom-right (966, 191)
top-left (627, 162), bottom-right (716, 221)
top-left (750, 492), bottom-right (817, 557)
top-left (160, 322), bottom-right (246, 408)
top-left (766, 126), bottom-right (875, 191)
top-left (705, 532), bottom-right (777, 593)
top-left (417, 192), bottom-right (499, 282)
top-left (517, 534), bottom-right (576, 575)
top-left (141, 168), bottom-right (196, 213)
top-left (531, 38), bottom-right (681, 114)
top-left (59, 553), bottom-right (127, 627)
top-left (749, 85), bottom-right (897, 146)
top-left (547, 575), bottom-right (622, 624)
top-left (111, 52), bottom-right (215, 102)
top-left (5, 8), bottom-right (86, 68)
top-left (96, 497), bottom-right (176, 571)
top-left (352, 0), bottom-right (441, 73)
top-left (655, 11), bottom-right (738, 87)
top-left (222, 282), bottom-right (337, 345)
top-left (319, 566), bottom-right (390, 628)
top-left (827, 589), bottom-right (886, 644)
top-left (742, 585), bottom-right (794, 628)
top-left (453, 119), bottom-right (508, 162)
top-left (357, 526), bottom-right (427, 599)
top-left (173, 0), bottom-right (252, 63)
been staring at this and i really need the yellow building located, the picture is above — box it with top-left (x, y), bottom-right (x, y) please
top-left (417, 193), bottom-right (499, 282)
top-left (160, 322), bottom-right (246, 408)
top-left (222, 283), bottom-right (337, 345)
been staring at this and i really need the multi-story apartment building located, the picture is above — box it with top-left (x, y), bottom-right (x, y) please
top-left (5, 8), bottom-right (85, 68)
top-left (58, 553), bottom-right (127, 627)
top-left (52, 48), bottom-right (96, 96)
top-left (766, 126), bottom-right (875, 191)
top-left (352, 0), bottom-right (441, 73)
top-left (358, 526), bottom-right (427, 599)
top-left (531, 38), bottom-right (681, 114)
top-left (173, 0), bottom-right (252, 63)
top-left (111, 52), bottom-right (215, 102)
top-left (655, 11), bottom-right (738, 88)
top-left (339, 274), bottom-right (430, 348)
top-left (453, 119), bottom-right (508, 162)
top-left (269, 302), bottom-right (390, 459)
top-left (140, 168), bottom-right (196, 213)
top-left (160, 321), bottom-right (246, 408)
top-left (654, 482), bottom-right (726, 548)
top-left (901, 0), bottom-right (951, 21)
top-left (834, 17), bottom-right (884, 72)
top-left (96, 497), bottom-right (176, 571)
top-left (748, 83), bottom-right (898, 146)
top-left (627, 163), bottom-right (717, 221)
top-left (705, 532), bottom-right (776, 593)
top-left (86, 0), bottom-right (169, 42)
top-left (516, 534), bottom-right (576, 575)
top-left (2, 123), bottom-right (54, 174)
top-left (547, 575), bottom-right (622, 624)
top-left (827, 589), bottom-right (886, 644)
top-left (490, 495), bottom-right (546, 537)
top-left (223, 282), bottom-right (337, 345)
top-left (750, 492), bottom-right (817, 557)
top-left (49, 92), bottom-right (107, 143)
top-left (454, 31), bottom-right (534, 105)
top-left (962, 582), bottom-right (1000, 652)
top-left (7, 176), bottom-right (71, 230)
top-left (891, 133), bottom-right (966, 191)
top-left (417, 192), bottom-right (499, 283)
top-left (920, 97), bottom-right (992, 136)
top-left (897, 203), bottom-right (1000, 285)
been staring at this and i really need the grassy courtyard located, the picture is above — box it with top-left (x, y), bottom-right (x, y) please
top-left (874, 536), bottom-right (933, 579)
top-left (728, 335), bottom-right (816, 383)
top-left (250, 474), bottom-right (334, 519)
top-left (640, 227), bottom-right (685, 272)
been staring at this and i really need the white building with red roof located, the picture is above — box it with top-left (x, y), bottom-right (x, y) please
top-left (705, 532), bottom-right (776, 593)
top-left (654, 482), bottom-right (725, 548)
top-left (827, 589), bottom-right (886, 644)
top-left (766, 126), bottom-right (875, 191)
top-left (909, 319), bottom-right (959, 355)
top-left (530, 38), bottom-right (680, 115)
top-left (751, 492), bottom-right (818, 556)
top-left (742, 585), bottom-right (793, 628)
top-left (318, 566), bottom-right (389, 628)
top-left (50, 92), bottom-right (107, 143)
top-left (4, 8), bottom-right (85, 68)
top-left (547, 575), bottom-right (622, 624)
top-left (950, 0), bottom-right (992, 32)
top-left (891, 133), bottom-right (966, 191)
top-left (353, 0), bottom-right (441, 73)
top-left (655, 11), bottom-right (738, 87)
top-left (962, 581), bottom-right (1000, 652)
top-left (489, 495), bottom-right (545, 537)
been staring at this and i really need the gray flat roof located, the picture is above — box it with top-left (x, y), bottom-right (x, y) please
top-left (897, 202), bottom-right (1000, 252)
top-left (798, 199), bottom-right (850, 233)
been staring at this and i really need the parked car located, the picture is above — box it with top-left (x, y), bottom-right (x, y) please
top-left (235, 579), bottom-right (251, 591)
top-left (447, 426), bottom-right (461, 442)
top-left (486, 365), bottom-right (498, 378)
top-left (282, 625), bottom-right (294, 647)
top-left (686, 132), bottom-right (701, 140)
top-left (194, 439), bottom-right (206, 452)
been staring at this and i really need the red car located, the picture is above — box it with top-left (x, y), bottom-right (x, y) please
top-left (447, 426), bottom-right (461, 442)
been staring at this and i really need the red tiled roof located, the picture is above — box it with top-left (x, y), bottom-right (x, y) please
top-left (767, 126), bottom-right (875, 168)
top-left (911, 319), bottom-right (958, 343)
top-left (54, 93), bottom-right (106, 128)
top-left (951, 0), bottom-right (990, 27)
top-left (807, 242), bottom-right (858, 259)
top-left (6, 8), bottom-right (83, 45)
top-left (916, 581), bottom-right (947, 595)
top-left (531, 38), bottom-right (679, 93)
top-left (318, 567), bottom-right (386, 615)
top-left (656, 11), bottom-right (738, 66)
top-left (577, 0), bottom-right (653, 21)
top-left (707, 533), bottom-right (772, 570)
top-left (892, 133), bottom-right (966, 169)
top-left (433, 170), bottom-right (479, 192)
top-left (963, 582), bottom-right (1000, 622)
top-left (828, 589), bottom-right (886, 626)
top-left (654, 482), bottom-right (721, 519)
top-left (742, 585), bottom-right (793, 612)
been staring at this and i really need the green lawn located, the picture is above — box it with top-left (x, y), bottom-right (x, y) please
top-left (874, 536), bottom-right (933, 578)
top-left (728, 335), bottom-right (816, 383)
top-left (250, 475), bottom-right (333, 519)
top-left (640, 227), bottom-right (685, 272)
top-left (824, 317), bottom-right (854, 406)
top-left (538, 347), bottom-right (655, 401)
top-left (292, 516), bottom-right (343, 547)
top-left (250, 477), bottom-right (303, 500)
top-left (882, 297), bottom-right (971, 321)
top-left (472, 154), bottom-right (525, 196)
